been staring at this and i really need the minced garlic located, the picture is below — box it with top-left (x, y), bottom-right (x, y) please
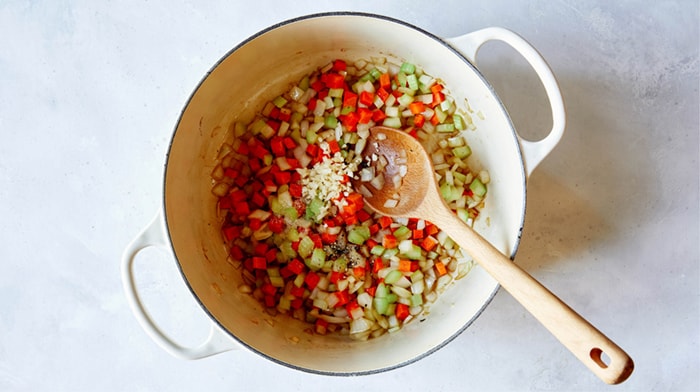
top-left (296, 141), bottom-right (360, 221)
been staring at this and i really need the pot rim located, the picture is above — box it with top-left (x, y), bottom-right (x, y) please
top-left (162, 11), bottom-right (526, 376)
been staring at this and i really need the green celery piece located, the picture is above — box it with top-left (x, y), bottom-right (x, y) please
top-left (298, 75), bottom-right (310, 90)
top-left (272, 96), bottom-right (288, 108)
top-left (393, 226), bottom-right (411, 241)
top-left (370, 245), bottom-right (386, 256)
top-left (384, 270), bottom-right (403, 285)
top-left (470, 178), bottom-right (487, 197)
top-left (436, 123), bottom-right (455, 133)
top-left (457, 208), bottom-right (470, 223)
top-left (283, 206), bottom-right (298, 221)
top-left (406, 74), bottom-right (419, 91)
top-left (400, 62), bottom-right (416, 74)
top-left (348, 226), bottom-right (370, 245)
top-left (332, 256), bottom-right (348, 272)
top-left (454, 114), bottom-right (466, 130)
top-left (382, 117), bottom-right (402, 129)
top-left (383, 248), bottom-right (399, 259)
top-left (452, 145), bottom-right (472, 159)
top-left (280, 241), bottom-right (297, 259)
top-left (400, 244), bottom-right (423, 260)
top-left (373, 297), bottom-right (389, 315)
top-left (375, 282), bottom-right (389, 298)
top-left (324, 115), bottom-right (338, 129)
top-left (298, 236), bottom-right (315, 259)
top-left (307, 248), bottom-right (326, 271)
top-left (369, 68), bottom-right (382, 81)
top-left (410, 293), bottom-right (423, 307)
top-left (305, 197), bottom-right (324, 221)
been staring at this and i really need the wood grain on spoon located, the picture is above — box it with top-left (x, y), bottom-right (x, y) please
top-left (353, 126), bottom-right (634, 385)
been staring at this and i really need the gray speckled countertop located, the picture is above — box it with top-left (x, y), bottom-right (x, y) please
top-left (1, 1), bottom-right (697, 391)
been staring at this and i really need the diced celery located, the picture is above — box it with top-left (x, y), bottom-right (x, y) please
top-left (278, 296), bottom-right (291, 311)
top-left (373, 297), bottom-right (390, 315)
top-left (400, 62), bottom-right (416, 74)
top-left (272, 96), bottom-right (288, 108)
top-left (406, 74), bottom-right (419, 91)
top-left (234, 122), bottom-right (247, 138)
top-left (307, 248), bottom-right (326, 271)
top-left (383, 248), bottom-right (399, 259)
top-left (393, 225), bottom-right (411, 241)
top-left (298, 75), bottom-right (310, 90)
top-left (280, 241), bottom-right (297, 259)
top-left (328, 88), bottom-right (344, 98)
top-left (433, 107), bottom-right (448, 123)
top-left (324, 115), bottom-right (338, 129)
top-left (294, 272), bottom-right (306, 288)
top-left (348, 226), bottom-right (371, 245)
top-left (456, 208), bottom-right (470, 223)
top-left (436, 123), bottom-right (455, 133)
top-left (397, 93), bottom-right (413, 107)
top-left (470, 178), bottom-right (487, 197)
top-left (454, 114), bottom-right (466, 130)
top-left (369, 68), bottom-right (382, 81)
top-left (452, 145), bottom-right (472, 159)
top-left (306, 128), bottom-right (318, 144)
top-left (298, 236), bottom-right (315, 259)
top-left (287, 227), bottom-right (300, 242)
top-left (371, 245), bottom-right (385, 256)
top-left (270, 275), bottom-right (285, 288)
top-left (410, 293), bottom-right (423, 307)
top-left (332, 256), bottom-right (348, 272)
top-left (305, 197), bottom-right (324, 221)
top-left (384, 270), bottom-right (403, 285)
top-left (382, 117), bottom-right (402, 129)
top-left (283, 206), bottom-right (298, 221)
top-left (400, 244), bottom-right (423, 260)
top-left (376, 282), bottom-right (389, 298)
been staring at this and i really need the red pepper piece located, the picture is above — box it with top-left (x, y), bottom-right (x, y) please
top-left (252, 256), bottom-right (267, 270)
top-left (332, 59), bottom-right (347, 71)
top-left (359, 91), bottom-right (374, 107)
top-left (287, 259), bottom-right (305, 275)
top-left (395, 303), bottom-right (410, 321)
top-left (305, 271), bottom-right (320, 290)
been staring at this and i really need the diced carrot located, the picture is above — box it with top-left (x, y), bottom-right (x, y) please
top-left (420, 235), bottom-right (439, 252)
top-left (408, 101), bottom-right (425, 114)
top-left (434, 261), bottom-right (448, 276)
top-left (379, 215), bottom-right (393, 229)
top-left (379, 72), bottom-right (391, 90)
top-left (382, 234), bottom-right (397, 249)
top-left (398, 259), bottom-right (413, 272)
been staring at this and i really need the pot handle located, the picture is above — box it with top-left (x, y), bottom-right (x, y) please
top-left (445, 27), bottom-right (565, 177)
top-left (120, 213), bottom-right (240, 359)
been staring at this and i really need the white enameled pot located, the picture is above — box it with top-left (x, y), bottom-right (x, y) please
top-left (121, 12), bottom-right (564, 375)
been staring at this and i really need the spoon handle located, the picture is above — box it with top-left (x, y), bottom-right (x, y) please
top-left (434, 207), bottom-right (634, 384)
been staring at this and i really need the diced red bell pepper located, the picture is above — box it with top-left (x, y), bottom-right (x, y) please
top-left (287, 259), bottom-right (305, 275)
top-left (329, 271), bottom-right (344, 284)
top-left (334, 290), bottom-right (350, 307)
top-left (252, 256), bottom-right (267, 270)
top-left (274, 170), bottom-right (291, 185)
top-left (270, 136), bottom-right (285, 157)
top-left (264, 295), bottom-right (276, 308)
top-left (357, 107), bottom-right (373, 124)
top-left (322, 72), bottom-right (345, 89)
top-left (343, 90), bottom-right (358, 108)
top-left (289, 183), bottom-right (303, 198)
top-left (327, 139), bottom-right (340, 154)
top-left (229, 244), bottom-right (244, 260)
top-left (332, 59), bottom-right (347, 71)
top-left (378, 215), bottom-right (393, 229)
top-left (359, 91), bottom-right (374, 107)
top-left (223, 225), bottom-right (242, 241)
top-left (290, 285), bottom-right (306, 298)
top-left (376, 87), bottom-right (390, 102)
top-left (395, 303), bottom-right (410, 321)
top-left (305, 271), bottom-right (321, 290)
top-left (372, 109), bottom-right (387, 123)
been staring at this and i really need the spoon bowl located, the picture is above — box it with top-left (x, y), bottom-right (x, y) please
top-left (355, 126), bottom-right (634, 385)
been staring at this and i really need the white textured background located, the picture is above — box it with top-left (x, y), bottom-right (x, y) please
top-left (0, 1), bottom-right (697, 391)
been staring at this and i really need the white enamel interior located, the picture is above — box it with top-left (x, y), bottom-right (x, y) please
top-left (163, 13), bottom-right (526, 374)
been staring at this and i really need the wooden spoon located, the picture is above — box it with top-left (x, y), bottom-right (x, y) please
top-left (354, 126), bottom-right (634, 384)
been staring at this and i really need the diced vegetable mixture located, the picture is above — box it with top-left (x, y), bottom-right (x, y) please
top-left (210, 58), bottom-right (489, 340)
